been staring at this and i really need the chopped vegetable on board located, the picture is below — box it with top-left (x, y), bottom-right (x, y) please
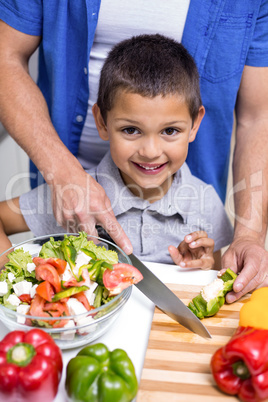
top-left (188, 268), bottom-right (237, 319)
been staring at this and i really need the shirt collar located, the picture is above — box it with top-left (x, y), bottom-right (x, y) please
top-left (95, 152), bottom-right (149, 216)
top-left (95, 152), bottom-right (197, 223)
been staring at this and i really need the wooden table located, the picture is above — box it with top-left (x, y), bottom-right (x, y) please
top-left (138, 283), bottom-right (250, 402)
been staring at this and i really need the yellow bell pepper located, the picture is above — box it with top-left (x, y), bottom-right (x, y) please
top-left (239, 287), bottom-right (268, 329)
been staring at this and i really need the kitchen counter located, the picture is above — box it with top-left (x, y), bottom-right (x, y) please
top-left (0, 261), bottom-right (218, 401)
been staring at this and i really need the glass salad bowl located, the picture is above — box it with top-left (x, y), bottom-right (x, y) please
top-left (0, 233), bottom-right (132, 349)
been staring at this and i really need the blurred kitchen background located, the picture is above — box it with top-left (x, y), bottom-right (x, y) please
top-left (0, 52), bottom-right (39, 244)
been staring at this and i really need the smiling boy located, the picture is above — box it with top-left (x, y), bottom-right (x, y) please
top-left (93, 92), bottom-right (199, 203)
top-left (0, 34), bottom-right (233, 268)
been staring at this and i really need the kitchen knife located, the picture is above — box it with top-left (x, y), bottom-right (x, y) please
top-left (129, 253), bottom-right (211, 339)
top-left (96, 227), bottom-right (211, 339)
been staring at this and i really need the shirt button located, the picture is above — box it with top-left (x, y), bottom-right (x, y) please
top-left (84, 67), bottom-right (88, 75)
top-left (76, 115), bottom-right (84, 123)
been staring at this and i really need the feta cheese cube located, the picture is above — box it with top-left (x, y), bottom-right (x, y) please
top-left (8, 272), bottom-right (15, 283)
top-left (0, 281), bottom-right (8, 296)
top-left (7, 294), bottom-right (21, 307)
top-left (13, 280), bottom-right (33, 297)
top-left (76, 316), bottom-right (97, 335)
top-left (73, 251), bottom-right (91, 276)
top-left (26, 262), bottom-right (36, 273)
top-left (16, 304), bottom-right (30, 324)
top-left (89, 292), bottom-right (96, 306)
top-left (60, 319), bottom-right (76, 340)
top-left (84, 282), bottom-right (98, 306)
top-left (67, 298), bottom-right (88, 316)
top-left (30, 284), bottom-right (38, 298)
top-left (60, 263), bottom-right (74, 282)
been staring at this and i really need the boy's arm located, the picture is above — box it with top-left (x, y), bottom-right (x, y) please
top-left (0, 197), bottom-right (29, 254)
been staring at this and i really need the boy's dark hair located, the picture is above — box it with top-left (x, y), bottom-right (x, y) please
top-left (97, 34), bottom-right (202, 123)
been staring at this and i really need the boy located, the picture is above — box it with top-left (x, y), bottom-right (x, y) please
top-left (0, 34), bottom-right (233, 269)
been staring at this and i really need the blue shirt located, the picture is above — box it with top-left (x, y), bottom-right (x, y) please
top-left (1, 0), bottom-right (268, 201)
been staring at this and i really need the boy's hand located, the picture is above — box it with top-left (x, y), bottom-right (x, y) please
top-left (168, 231), bottom-right (215, 270)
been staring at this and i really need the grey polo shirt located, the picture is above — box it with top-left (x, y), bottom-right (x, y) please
top-left (20, 152), bottom-right (233, 264)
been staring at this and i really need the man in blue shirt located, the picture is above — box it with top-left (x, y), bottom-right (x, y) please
top-left (0, 1), bottom-right (268, 302)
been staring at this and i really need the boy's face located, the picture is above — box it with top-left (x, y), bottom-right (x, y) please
top-left (93, 91), bottom-right (204, 202)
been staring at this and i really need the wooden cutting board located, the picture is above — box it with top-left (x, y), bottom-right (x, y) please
top-left (137, 283), bottom-right (250, 402)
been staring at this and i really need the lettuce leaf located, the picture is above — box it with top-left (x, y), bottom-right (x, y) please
top-left (64, 232), bottom-right (118, 263)
top-left (66, 232), bottom-right (88, 253)
top-left (3, 248), bottom-right (34, 279)
top-left (82, 241), bottom-right (118, 264)
top-left (39, 238), bottom-right (64, 259)
top-left (39, 232), bottom-right (119, 265)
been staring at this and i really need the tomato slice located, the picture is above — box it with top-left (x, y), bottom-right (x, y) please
top-left (29, 294), bottom-right (50, 318)
top-left (36, 280), bottom-right (55, 302)
top-left (35, 263), bottom-right (62, 293)
top-left (103, 263), bottom-right (143, 296)
top-left (62, 278), bottom-right (84, 288)
top-left (33, 257), bottom-right (67, 275)
top-left (43, 301), bottom-right (70, 328)
top-left (18, 294), bottom-right (32, 304)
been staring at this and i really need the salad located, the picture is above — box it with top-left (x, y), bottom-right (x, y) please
top-left (0, 232), bottom-right (142, 335)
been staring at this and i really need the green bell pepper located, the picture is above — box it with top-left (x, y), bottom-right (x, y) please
top-left (80, 248), bottom-right (97, 260)
top-left (188, 268), bottom-right (237, 319)
top-left (65, 343), bottom-right (138, 402)
top-left (52, 285), bottom-right (89, 302)
top-left (62, 238), bottom-right (77, 279)
top-left (93, 285), bottom-right (104, 308)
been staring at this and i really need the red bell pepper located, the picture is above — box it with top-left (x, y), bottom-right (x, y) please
top-left (0, 329), bottom-right (63, 402)
top-left (211, 326), bottom-right (268, 402)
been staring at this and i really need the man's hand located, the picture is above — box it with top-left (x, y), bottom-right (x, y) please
top-left (221, 236), bottom-right (268, 303)
top-left (168, 231), bottom-right (215, 270)
top-left (49, 166), bottom-right (133, 255)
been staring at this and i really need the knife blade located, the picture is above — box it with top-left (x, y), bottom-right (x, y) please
top-left (96, 227), bottom-right (211, 339)
top-left (129, 253), bottom-right (211, 339)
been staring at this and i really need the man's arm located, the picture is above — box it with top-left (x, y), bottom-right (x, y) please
top-left (222, 65), bottom-right (268, 302)
top-left (0, 21), bottom-right (132, 254)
